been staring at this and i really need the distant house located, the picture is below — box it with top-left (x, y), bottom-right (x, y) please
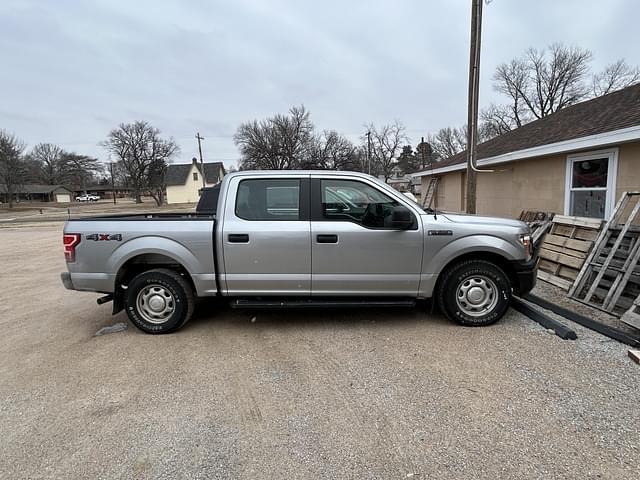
top-left (412, 83), bottom-right (640, 220)
top-left (0, 184), bottom-right (74, 203)
top-left (81, 185), bottom-right (133, 199)
top-left (165, 159), bottom-right (225, 204)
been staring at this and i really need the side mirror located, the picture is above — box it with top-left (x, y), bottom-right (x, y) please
top-left (390, 206), bottom-right (414, 230)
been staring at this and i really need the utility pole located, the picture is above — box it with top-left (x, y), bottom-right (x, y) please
top-left (465, 0), bottom-right (483, 214)
top-left (195, 132), bottom-right (206, 189)
top-left (366, 130), bottom-right (372, 175)
top-left (109, 161), bottom-right (116, 205)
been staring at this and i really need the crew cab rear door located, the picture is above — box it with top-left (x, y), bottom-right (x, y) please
top-left (310, 175), bottom-right (424, 296)
top-left (220, 174), bottom-right (311, 295)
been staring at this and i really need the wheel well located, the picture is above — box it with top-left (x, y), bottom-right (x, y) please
top-left (433, 251), bottom-right (518, 297)
top-left (112, 254), bottom-right (195, 314)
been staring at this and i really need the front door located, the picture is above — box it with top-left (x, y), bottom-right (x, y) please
top-left (221, 175), bottom-right (311, 295)
top-left (310, 177), bottom-right (424, 296)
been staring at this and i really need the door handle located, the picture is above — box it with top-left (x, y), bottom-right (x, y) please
top-left (316, 234), bottom-right (338, 243)
top-left (228, 234), bottom-right (249, 243)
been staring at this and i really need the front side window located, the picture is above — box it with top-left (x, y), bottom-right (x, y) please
top-left (566, 153), bottom-right (613, 219)
top-left (236, 179), bottom-right (300, 221)
top-left (320, 179), bottom-right (404, 228)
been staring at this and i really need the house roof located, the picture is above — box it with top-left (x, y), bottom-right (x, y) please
top-left (84, 184), bottom-right (132, 192)
top-left (165, 159), bottom-right (225, 186)
top-left (414, 82), bottom-right (640, 176)
top-left (0, 184), bottom-right (73, 194)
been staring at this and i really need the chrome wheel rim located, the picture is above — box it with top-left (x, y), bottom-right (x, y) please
top-left (136, 284), bottom-right (175, 324)
top-left (455, 275), bottom-right (498, 317)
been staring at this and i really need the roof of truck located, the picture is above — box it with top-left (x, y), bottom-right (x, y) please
top-left (227, 170), bottom-right (378, 178)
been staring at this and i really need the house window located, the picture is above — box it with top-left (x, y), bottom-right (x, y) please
top-left (564, 149), bottom-right (618, 219)
top-left (193, 172), bottom-right (199, 181)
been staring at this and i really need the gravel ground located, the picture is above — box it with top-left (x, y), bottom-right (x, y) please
top-left (532, 279), bottom-right (639, 335)
top-left (0, 224), bottom-right (639, 480)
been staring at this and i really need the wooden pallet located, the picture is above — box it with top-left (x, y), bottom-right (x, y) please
top-left (422, 177), bottom-right (439, 208)
top-left (536, 215), bottom-right (603, 290)
top-left (569, 192), bottom-right (640, 316)
top-left (622, 294), bottom-right (640, 330)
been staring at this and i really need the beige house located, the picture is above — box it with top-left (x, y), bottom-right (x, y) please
top-left (413, 83), bottom-right (640, 220)
top-left (165, 159), bottom-right (225, 204)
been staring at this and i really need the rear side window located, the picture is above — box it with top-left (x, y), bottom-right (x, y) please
top-left (236, 179), bottom-right (300, 221)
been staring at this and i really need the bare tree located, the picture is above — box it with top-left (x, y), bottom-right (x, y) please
top-left (0, 130), bottom-right (27, 208)
top-left (427, 126), bottom-right (466, 160)
top-left (366, 121), bottom-right (407, 181)
top-left (479, 104), bottom-right (519, 139)
top-left (101, 121), bottom-right (179, 204)
top-left (62, 153), bottom-right (103, 193)
top-left (493, 43), bottom-right (593, 122)
top-left (28, 143), bottom-right (64, 184)
top-left (309, 130), bottom-right (358, 170)
top-left (592, 59), bottom-right (640, 96)
top-left (234, 105), bottom-right (315, 170)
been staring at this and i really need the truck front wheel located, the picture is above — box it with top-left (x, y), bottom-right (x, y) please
top-left (437, 259), bottom-right (511, 326)
top-left (124, 268), bottom-right (194, 334)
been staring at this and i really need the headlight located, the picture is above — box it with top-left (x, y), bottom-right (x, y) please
top-left (519, 234), bottom-right (533, 261)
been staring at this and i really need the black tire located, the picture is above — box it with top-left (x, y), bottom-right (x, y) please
top-left (124, 268), bottom-right (194, 334)
top-left (437, 259), bottom-right (511, 326)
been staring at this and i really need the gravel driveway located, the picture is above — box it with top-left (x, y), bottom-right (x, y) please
top-left (1, 224), bottom-right (638, 479)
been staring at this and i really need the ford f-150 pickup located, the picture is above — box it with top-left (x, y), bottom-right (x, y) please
top-left (61, 170), bottom-right (538, 334)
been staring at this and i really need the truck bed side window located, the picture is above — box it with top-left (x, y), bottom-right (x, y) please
top-left (236, 179), bottom-right (300, 221)
top-left (320, 179), bottom-right (401, 228)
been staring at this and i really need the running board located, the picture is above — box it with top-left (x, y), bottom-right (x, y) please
top-left (230, 298), bottom-right (417, 309)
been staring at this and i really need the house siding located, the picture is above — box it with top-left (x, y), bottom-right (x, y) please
top-left (617, 142), bottom-right (640, 195)
top-left (476, 154), bottom-right (566, 218)
top-left (166, 164), bottom-right (216, 204)
top-left (430, 171), bottom-right (465, 212)
top-left (422, 140), bottom-right (640, 219)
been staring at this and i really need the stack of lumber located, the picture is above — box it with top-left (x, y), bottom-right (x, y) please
top-left (569, 192), bottom-right (640, 317)
top-left (519, 210), bottom-right (555, 245)
top-left (537, 215), bottom-right (603, 290)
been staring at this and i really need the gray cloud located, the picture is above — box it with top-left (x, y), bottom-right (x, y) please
top-left (1, 0), bottom-right (638, 167)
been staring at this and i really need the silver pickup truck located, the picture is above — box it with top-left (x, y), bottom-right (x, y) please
top-left (61, 170), bottom-right (538, 334)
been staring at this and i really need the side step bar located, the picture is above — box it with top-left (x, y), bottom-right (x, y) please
top-left (231, 298), bottom-right (417, 309)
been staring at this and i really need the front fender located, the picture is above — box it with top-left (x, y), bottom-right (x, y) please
top-left (424, 234), bottom-right (523, 275)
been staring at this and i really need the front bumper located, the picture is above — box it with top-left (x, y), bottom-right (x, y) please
top-left (510, 256), bottom-right (539, 295)
top-left (61, 272), bottom-right (74, 290)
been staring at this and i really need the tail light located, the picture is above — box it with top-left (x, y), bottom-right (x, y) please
top-left (63, 234), bottom-right (81, 262)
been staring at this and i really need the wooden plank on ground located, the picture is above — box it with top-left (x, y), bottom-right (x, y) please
top-left (628, 349), bottom-right (640, 364)
top-left (537, 270), bottom-right (572, 290)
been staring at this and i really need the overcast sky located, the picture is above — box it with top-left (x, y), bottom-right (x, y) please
top-left (1, 0), bottom-right (639, 168)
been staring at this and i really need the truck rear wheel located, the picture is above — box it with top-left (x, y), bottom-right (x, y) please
top-left (437, 259), bottom-right (511, 326)
top-left (124, 268), bottom-right (194, 334)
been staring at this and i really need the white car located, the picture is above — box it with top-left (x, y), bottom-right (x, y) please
top-left (75, 194), bottom-right (100, 202)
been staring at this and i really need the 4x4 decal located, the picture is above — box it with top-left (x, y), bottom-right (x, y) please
top-left (86, 234), bottom-right (122, 241)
